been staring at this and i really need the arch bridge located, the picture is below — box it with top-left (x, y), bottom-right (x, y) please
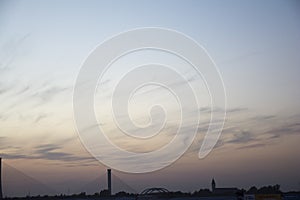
top-left (137, 188), bottom-right (170, 200)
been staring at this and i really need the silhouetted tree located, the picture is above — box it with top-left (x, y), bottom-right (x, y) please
top-left (115, 191), bottom-right (130, 197)
top-left (93, 192), bottom-right (100, 196)
top-left (193, 189), bottom-right (212, 197)
top-left (100, 189), bottom-right (110, 197)
top-left (247, 184), bottom-right (281, 194)
top-left (248, 186), bottom-right (258, 194)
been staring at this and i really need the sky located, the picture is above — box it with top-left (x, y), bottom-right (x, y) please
top-left (0, 0), bottom-right (300, 197)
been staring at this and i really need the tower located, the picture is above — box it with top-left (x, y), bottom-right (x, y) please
top-left (0, 158), bottom-right (3, 199)
top-left (107, 169), bottom-right (111, 196)
top-left (211, 178), bottom-right (216, 192)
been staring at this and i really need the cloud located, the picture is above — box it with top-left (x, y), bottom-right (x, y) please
top-left (31, 85), bottom-right (70, 104)
top-left (250, 115), bottom-right (276, 121)
top-left (237, 143), bottom-right (266, 150)
top-left (0, 33), bottom-right (30, 71)
top-left (176, 112), bottom-right (299, 153)
top-left (91, 109), bottom-right (300, 161)
top-left (219, 51), bottom-right (261, 66)
top-left (0, 137), bottom-right (22, 153)
top-left (0, 114), bottom-right (8, 121)
top-left (221, 115), bottom-right (300, 150)
top-left (34, 113), bottom-right (48, 123)
top-left (0, 139), bottom-right (95, 165)
top-left (33, 144), bottom-right (81, 161)
top-left (0, 82), bottom-right (14, 95)
top-left (0, 136), bottom-right (8, 147)
top-left (15, 85), bottom-right (30, 95)
top-left (226, 107), bottom-right (248, 113)
top-left (199, 106), bottom-right (247, 114)
top-left (0, 81), bottom-right (71, 123)
top-left (32, 143), bottom-right (94, 162)
top-left (263, 121), bottom-right (300, 139)
top-left (227, 131), bottom-right (256, 144)
top-left (2, 101), bottom-right (300, 167)
top-left (98, 79), bottom-right (111, 86)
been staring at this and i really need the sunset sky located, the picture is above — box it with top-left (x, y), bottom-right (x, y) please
top-left (0, 0), bottom-right (300, 197)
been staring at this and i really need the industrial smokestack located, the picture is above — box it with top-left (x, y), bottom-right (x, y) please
top-left (0, 157), bottom-right (3, 199)
top-left (107, 169), bottom-right (111, 196)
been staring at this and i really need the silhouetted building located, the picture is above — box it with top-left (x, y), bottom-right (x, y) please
top-left (0, 157), bottom-right (2, 199)
top-left (211, 178), bottom-right (238, 196)
top-left (244, 194), bottom-right (281, 200)
top-left (282, 192), bottom-right (300, 200)
top-left (245, 185), bottom-right (282, 200)
top-left (107, 169), bottom-right (112, 196)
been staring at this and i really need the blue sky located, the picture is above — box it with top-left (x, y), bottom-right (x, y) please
top-left (0, 0), bottom-right (300, 196)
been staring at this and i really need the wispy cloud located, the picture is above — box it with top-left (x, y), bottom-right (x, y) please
top-left (0, 82), bottom-right (72, 124)
top-left (0, 33), bottom-right (30, 71)
top-left (34, 113), bottom-right (48, 123)
top-left (2, 102), bottom-right (300, 167)
top-left (237, 143), bottom-right (266, 150)
top-left (227, 131), bottom-right (256, 144)
top-left (0, 142), bottom-right (94, 163)
top-left (31, 85), bottom-right (70, 105)
top-left (0, 82), bottom-right (14, 95)
top-left (199, 106), bottom-right (247, 114)
top-left (250, 115), bottom-right (276, 121)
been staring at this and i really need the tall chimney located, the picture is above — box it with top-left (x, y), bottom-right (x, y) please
top-left (107, 169), bottom-right (111, 196)
top-left (0, 157), bottom-right (3, 199)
